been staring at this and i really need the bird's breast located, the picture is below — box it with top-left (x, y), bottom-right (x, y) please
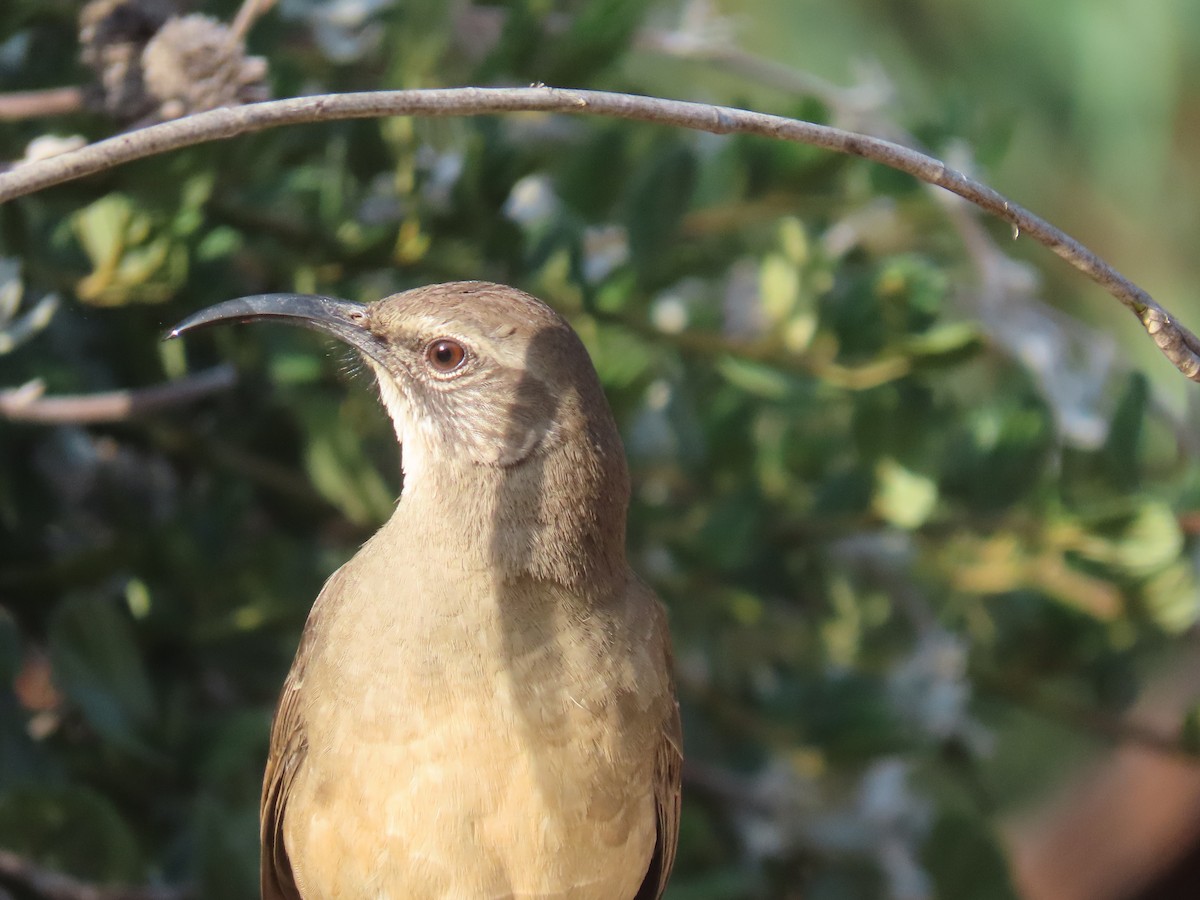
top-left (283, 567), bottom-right (665, 899)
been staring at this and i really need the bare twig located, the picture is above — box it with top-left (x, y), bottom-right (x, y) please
top-left (0, 365), bottom-right (236, 423)
top-left (229, 0), bottom-right (277, 41)
top-left (0, 87), bottom-right (85, 122)
top-left (0, 87), bottom-right (1196, 381)
top-left (0, 849), bottom-right (193, 900)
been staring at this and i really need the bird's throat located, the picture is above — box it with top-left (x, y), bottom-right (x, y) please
top-left (372, 366), bottom-right (629, 592)
top-left (391, 453), bottom-right (626, 596)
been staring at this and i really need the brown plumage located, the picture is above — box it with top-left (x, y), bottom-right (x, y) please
top-left (170, 281), bottom-right (682, 900)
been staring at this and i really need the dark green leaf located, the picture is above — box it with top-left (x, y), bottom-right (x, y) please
top-left (47, 594), bottom-right (156, 752)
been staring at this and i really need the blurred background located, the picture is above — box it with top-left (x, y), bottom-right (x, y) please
top-left (2, 1), bottom-right (1200, 898)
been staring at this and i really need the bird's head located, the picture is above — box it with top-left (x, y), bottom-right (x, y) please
top-left (169, 281), bottom-right (630, 583)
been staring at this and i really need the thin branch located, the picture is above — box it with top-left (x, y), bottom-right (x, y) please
top-left (0, 365), bottom-right (236, 423)
top-left (0, 87), bottom-right (1195, 381)
top-left (0, 849), bottom-right (193, 900)
top-left (978, 673), bottom-right (1200, 760)
top-left (229, 0), bottom-right (277, 41)
top-left (0, 87), bottom-right (85, 122)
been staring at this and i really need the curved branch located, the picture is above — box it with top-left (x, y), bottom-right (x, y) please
top-left (0, 87), bottom-right (1196, 381)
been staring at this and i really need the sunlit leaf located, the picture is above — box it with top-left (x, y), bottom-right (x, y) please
top-left (873, 457), bottom-right (938, 529)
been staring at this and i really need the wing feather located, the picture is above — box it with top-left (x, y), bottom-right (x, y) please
top-left (260, 568), bottom-right (346, 900)
top-left (636, 606), bottom-right (683, 900)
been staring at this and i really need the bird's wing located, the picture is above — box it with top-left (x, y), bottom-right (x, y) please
top-left (636, 702), bottom-right (684, 900)
top-left (260, 568), bottom-right (345, 900)
top-left (637, 608), bottom-right (684, 900)
top-left (260, 674), bottom-right (305, 900)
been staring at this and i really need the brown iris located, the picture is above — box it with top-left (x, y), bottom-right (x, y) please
top-left (425, 338), bottom-right (467, 373)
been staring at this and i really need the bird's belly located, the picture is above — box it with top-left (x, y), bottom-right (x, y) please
top-left (284, 662), bottom-right (658, 899)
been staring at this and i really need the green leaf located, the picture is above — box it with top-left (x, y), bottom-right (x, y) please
top-left (558, 127), bottom-right (630, 219)
top-left (903, 322), bottom-right (982, 362)
top-left (0, 785), bottom-right (142, 881)
top-left (198, 709), bottom-right (271, 794)
top-left (625, 144), bottom-right (697, 280)
top-left (1141, 561), bottom-right (1199, 634)
top-left (196, 225), bottom-right (244, 262)
top-left (873, 457), bottom-right (938, 529)
top-left (875, 253), bottom-right (948, 326)
top-left (663, 867), bottom-right (760, 899)
top-left (1101, 371), bottom-right (1148, 490)
top-left (541, 0), bottom-right (646, 84)
top-left (47, 594), bottom-right (156, 752)
top-left (0, 605), bottom-right (19, 683)
top-left (923, 812), bottom-right (1020, 900)
top-left (71, 193), bottom-right (129, 276)
top-left (940, 396), bottom-right (1052, 511)
top-left (71, 193), bottom-right (188, 305)
top-left (295, 395), bottom-right (395, 527)
top-left (193, 793), bottom-right (259, 900)
top-left (1122, 503), bottom-right (1186, 572)
top-left (716, 355), bottom-right (793, 400)
top-left (269, 350), bottom-right (326, 386)
top-left (1181, 704), bottom-right (1200, 756)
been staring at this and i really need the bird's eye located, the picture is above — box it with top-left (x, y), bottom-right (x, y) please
top-left (425, 338), bottom-right (467, 373)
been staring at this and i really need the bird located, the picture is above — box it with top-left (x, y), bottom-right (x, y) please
top-left (168, 281), bottom-right (682, 900)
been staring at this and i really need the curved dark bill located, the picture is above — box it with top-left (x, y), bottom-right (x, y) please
top-left (166, 293), bottom-right (381, 360)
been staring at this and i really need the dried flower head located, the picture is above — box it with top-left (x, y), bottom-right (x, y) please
top-left (79, 1), bottom-right (268, 123)
top-left (141, 14), bottom-right (269, 120)
top-left (79, 0), bottom-right (176, 120)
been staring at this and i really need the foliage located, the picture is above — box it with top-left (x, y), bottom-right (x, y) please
top-left (1, 1), bottom-right (1199, 899)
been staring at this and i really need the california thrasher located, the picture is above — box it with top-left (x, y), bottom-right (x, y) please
top-left (169, 281), bottom-right (682, 899)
